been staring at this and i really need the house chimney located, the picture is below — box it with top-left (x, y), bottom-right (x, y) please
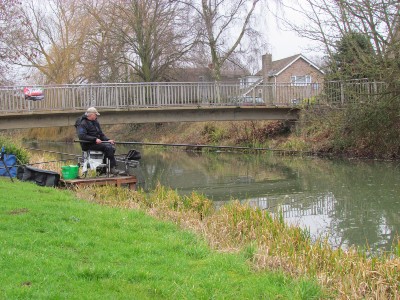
top-left (262, 53), bottom-right (272, 83)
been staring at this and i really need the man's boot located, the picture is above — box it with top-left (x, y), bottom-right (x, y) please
top-left (110, 167), bottom-right (120, 176)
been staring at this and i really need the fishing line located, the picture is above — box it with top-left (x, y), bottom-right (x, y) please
top-left (0, 158), bottom-right (74, 170)
top-left (26, 147), bottom-right (81, 157)
top-left (74, 140), bottom-right (312, 154)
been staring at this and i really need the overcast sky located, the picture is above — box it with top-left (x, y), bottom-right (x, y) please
top-left (264, 0), bottom-right (321, 61)
top-left (267, 26), bottom-right (314, 60)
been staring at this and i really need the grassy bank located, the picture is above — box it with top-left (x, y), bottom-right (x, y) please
top-left (74, 184), bottom-right (399, 300)
top-left (0, 178), bottom-right (323, 299)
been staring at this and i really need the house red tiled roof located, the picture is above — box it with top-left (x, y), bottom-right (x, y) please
top-left (268, 54), bottom-right (302, 76)
top-left (256, 54), bottom-right (322, 77)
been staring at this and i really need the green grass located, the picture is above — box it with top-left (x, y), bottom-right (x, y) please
top-left (0, 178), bottom-right (323, 299)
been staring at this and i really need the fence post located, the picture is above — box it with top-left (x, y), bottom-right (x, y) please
top-left (116, 85), bottom-right (119, 108)
top-left (62, 87), bottom-right (66, 109)
top-left (72, 86), bottom-right (75, 110)
top-left (157, 83), bottom-right (160, 106)
top-left (90, 84), bottom-right (94, 107)
top-left (215, 81), bottom-right (220, 105)
top-left (340, 82), bottom-right (345, 106)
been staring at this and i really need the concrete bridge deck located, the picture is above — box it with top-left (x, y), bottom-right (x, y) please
top-left (0, 82), bottom-right (315, 129)
top-left (0, 106), bottom-right (300, 130)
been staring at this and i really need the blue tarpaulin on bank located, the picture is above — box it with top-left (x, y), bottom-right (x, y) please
top-left (0, 153), bottom-right (17, 177)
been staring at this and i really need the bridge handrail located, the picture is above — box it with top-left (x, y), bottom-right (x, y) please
top-left (0, 80), bottom-right (388, 113)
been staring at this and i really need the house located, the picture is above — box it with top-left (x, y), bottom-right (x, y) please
top-left (240, 53), bottom-right (324, 87)
top-left (240, 53), bottom-right (325, 104)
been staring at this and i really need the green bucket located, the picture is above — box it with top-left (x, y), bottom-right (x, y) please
top-left (61, 165), bottom-right (79, 180)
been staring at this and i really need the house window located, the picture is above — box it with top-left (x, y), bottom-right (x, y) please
top-left (291, 75), bottom-right (311, 86)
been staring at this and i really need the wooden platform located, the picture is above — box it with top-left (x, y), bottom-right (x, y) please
top-left (60, 176), bottom-right (137, 190)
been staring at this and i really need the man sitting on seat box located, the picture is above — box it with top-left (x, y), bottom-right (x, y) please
top-left (75, 107), bottom-right (120, 176)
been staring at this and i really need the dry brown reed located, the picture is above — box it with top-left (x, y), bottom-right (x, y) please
top-left (27, 152), bottom-right (76, 173)
top-left (27, 127), bottom-right (76, 142)
top-left (71, 184), bottom-right (400, 300)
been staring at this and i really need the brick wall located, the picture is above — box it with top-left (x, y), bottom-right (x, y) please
top-left (276, 58), bottom-right (324, 83)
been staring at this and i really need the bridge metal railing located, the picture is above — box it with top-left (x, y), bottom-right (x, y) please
top-left (321, 79), bottom-right (389, 106)
top-left (0, 82), bottom-right (324, 113)
top-left (1, 80), bottom-right (389, 113)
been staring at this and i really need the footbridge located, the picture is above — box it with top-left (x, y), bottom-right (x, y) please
top-left (0, 82), bottom-right (314, 129)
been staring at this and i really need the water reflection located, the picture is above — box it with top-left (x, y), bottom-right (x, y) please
top-left (27, 142), bottom-right (400, 252)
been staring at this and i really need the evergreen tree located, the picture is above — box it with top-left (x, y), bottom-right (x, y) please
top-left (328, 32), bottom-right (377, 81)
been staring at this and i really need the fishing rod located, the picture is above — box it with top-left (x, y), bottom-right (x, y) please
top-left (74, 140), bottom-right (311, 153)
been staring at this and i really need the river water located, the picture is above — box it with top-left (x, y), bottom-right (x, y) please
top-left (27, 142), bottom-right (400, 253)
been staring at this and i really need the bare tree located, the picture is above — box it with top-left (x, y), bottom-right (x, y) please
top-left (7, 0), bottom-right (91, 84)
top-left (178, 0), bottom-right (271, 81)
top-left (3, 0), bottom-right (278, 84)
top-left (0, 0), bottom-right (22, 83)
top-left (79, 0), bottom-right (126, 82)
top-left (280, 0), bottom-right (400, 81)
top-left (106, 0), bottom-right (196, 82)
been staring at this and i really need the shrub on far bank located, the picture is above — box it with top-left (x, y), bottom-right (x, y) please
top-left (298, 92), bottom-right (400, 159)
top-left (0, 135), bottom-right (29, 164)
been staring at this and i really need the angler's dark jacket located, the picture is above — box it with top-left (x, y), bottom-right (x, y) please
top-left (75, 114), bottom-right (109, 150)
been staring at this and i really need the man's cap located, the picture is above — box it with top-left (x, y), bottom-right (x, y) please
top-left (86, 107), bottom-right (100, 115)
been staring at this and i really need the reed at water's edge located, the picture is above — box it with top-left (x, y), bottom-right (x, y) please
top-left (74, 184), bottom-right (399, 300)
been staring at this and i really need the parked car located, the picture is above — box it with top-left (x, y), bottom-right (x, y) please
top-left (231, 96), bottom-right (265, 106)
top-left (23, 87), bottom-right (44, 101)
top-left (290, 96), bottom-right (318, 107)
